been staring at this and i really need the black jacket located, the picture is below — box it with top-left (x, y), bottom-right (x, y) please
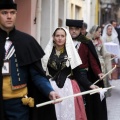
top-left (76, 35), bottom-right (108, 120)
top-left (0, 28), bottom-right (51, 120)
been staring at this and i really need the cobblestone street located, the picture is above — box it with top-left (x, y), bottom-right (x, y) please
top-left (106, 79), bottom-right (120, 120)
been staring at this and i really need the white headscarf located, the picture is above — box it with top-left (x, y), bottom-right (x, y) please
top-left (102, 24), bottom-right (118, 43)
top-left (41, 27), bottom-right (82, 71)
top-left (86, 25), bottom-right (99, 40)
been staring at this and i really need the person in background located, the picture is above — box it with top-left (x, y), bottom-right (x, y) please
top-left (81, 22), bottom-right (88, 36)
top-left (102, 24), bottom-right (120, 46)
top-left (0, 0), bottom-right (60, 120)
top-left (66, 19), bottom-right (108, 120)
top-left (102, 23), bottom-right (120, 79)
top-left (110, 19), bottom-right (117, 28)
top-left (110, 19), bottom-right (120, 44)
top-left (87, 25), bottom-right (114, 97)
top-left (41, 27), bottom-right (99, 120)
top-left (101, 23), bottom-right (105, 35)
top-left (102, 24), bottom-right (120, 61)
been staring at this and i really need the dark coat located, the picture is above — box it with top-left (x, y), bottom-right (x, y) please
top-left (76, 35), bottom-right (108, 120)
top-left (115, 27), bottom-right (120, 45)
top-left (0, 28), bottom-right (53, 120)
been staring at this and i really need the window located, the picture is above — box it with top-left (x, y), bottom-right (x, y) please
top-left (75, 5), bottom-right (81, 19)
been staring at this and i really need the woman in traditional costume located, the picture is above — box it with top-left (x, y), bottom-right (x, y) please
top-left (102, 24), bottom-right (120, 45)
top-left (87, 25), bottom-right (113, 97)
top-left (41, 27), bottom-right (98, 120)
top-left (102, 24), bottom-right (120, 62)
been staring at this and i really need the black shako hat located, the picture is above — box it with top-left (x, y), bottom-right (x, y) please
top-left (0, 0), bottom-right (17, 10)
top-left (66, 19), bottom-right (83, 28)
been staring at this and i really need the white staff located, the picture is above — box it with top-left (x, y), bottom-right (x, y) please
top-left (36, 88), bottom-right (102, 108)
top-left (93, 65), bottom-right (116, 85)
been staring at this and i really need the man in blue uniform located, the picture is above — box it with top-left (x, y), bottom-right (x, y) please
top-left (0, 0), bottom-right (60, 120)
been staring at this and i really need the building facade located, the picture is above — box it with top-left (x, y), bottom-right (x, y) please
top-left (100, 0), bottom-right (120, 25)
top-left (15, 0), bottom-right (86, 48)
top-left (15, 0), bottom-right (102, 48)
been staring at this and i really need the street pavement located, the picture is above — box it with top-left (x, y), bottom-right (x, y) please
top-left (106, 79), bottom-right (120, 120)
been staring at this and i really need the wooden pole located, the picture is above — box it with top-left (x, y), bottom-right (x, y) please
top-left (93, 65), bottom-right (116, 85)
top-left (36, 88), bottom-right (102, 107)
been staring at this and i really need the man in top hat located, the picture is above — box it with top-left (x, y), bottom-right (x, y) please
top-left (0, 0), bottom-right (60, 120)
top-left (66, 19), bottom-right (108, 120)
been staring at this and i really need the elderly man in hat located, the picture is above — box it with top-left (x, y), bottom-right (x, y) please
top-left (66, 19), bottom-right (108, 120)
top-left (0, 0), bottom-right (61, 120)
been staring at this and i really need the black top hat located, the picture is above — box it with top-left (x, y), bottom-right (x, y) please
top-left (66, 19), bottom-right (83, 28)
top-left (0, 0), bottom-right (17, 10)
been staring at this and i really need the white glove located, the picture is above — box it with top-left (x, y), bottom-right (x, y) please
top-left (99, 89), bottom-right (107, 101)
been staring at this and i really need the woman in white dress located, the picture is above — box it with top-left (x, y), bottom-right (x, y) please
top-left (102, 24), bottom-right (119, 44)
top-left (102, 24), bottom-right (120, 63)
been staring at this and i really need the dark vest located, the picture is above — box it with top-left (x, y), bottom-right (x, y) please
top-left (9, 52), bottom-right (29, 90)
